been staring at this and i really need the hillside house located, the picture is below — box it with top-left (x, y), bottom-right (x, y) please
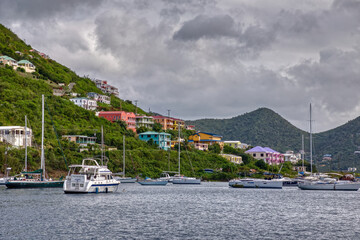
top-left (153, 116), bottom-right (185, 130)
top-left (138, 131), bottom-right (171, 150)
top-left (245, 146), bottom-right (284, 165)
top-left (188, 132), bottom-right (223, 147)
top-left (98, 111), bottom-right (136, 132)
top-left (62, 135), bottom-right (97, 146)
top-left (194, 143), bottom-right (208, 151)
top-left (93, 79), bottom-right (119, 96)
top-left (220, 154), bottom-right (243, 164)
top-left (0, 126), bottom-right (32, 147)
top-left (70, 97), bottom-right (97, 110)
top-left (17, 60), bottom-right (36, 73)
top-left (136, 115), bottom-right (154, 129)
top-left (0, 55), bottom-right (18, 69)
top-left (87, 92), bottom-right (111, 105)
top-left (223, 141), bottom-right (242, 149)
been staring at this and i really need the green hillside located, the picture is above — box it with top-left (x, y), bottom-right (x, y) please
top-left (0, 24), bottom-right (251, 180)
top-left (187, 108), bottom-right (360, 172)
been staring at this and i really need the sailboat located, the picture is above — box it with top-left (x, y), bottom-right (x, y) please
top-left (6, 95), bottom-right (64, 188)
top-left (172, 127), bottom-right (201, 184)
top-left (298, 104), bottom-right (360, 191)
top-left (114, 135), bottom-right (137, 183)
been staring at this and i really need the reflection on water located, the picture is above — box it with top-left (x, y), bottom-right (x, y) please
top-left (1, 182), bottom-right (360, 239)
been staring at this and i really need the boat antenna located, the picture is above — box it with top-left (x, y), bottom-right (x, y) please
top-left (123, 135), bottom-right (125, 176)
top-left (178, 125), bottom-right (181, 175)
top-left (310, 103), bottom-right (313, 175)
top-left (24, 115), bottom-right (28, 172)
top-left (41, 95), bottom-right (45, 179)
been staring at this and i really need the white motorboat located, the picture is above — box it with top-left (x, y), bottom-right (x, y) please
top-left (229, 178), bottom-right (283, 189)
top-left (172, 176), bottom-right (201, 184)
top-left (64, 158), bottom-right (120, 194)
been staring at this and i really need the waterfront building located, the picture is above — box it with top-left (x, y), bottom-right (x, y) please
top-left (188, 132), bottom-right (223, 146)
top-left (70, 97), bottom-right (97, 110)
top-left (135, 115), bottom-right (154, 129)
top-left (138, 131), bottom-right (171, 150)
top-left (0, 126), bottom-right (32, 147)
top-left (62, 135), bottom-right (97, 146)
top-left (87, 92), bottom-right (111, 105)
top-left (220, 154), bottom-right (243, 164)
top-left (17, 60), bottom-right (36, 73)
top-left (98, 111), bottom-right (136, 132)
top-left (245, 146), bottom-right (284, 165)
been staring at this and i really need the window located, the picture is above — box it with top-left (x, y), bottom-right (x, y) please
top-left (253, 154), bottom-right (256, 157)
top-left (261, 153), bottom-right (264, 157)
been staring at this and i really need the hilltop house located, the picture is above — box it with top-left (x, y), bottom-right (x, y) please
top-left (0, 126), bottom-right (32, 147)
top-left (62, 135), bottom-right (97, 147)
top-left (153, 116), bottom-right (185, 130)
top-left (93, 79), bottom-right (119, 96)
top-left (138, 131), bottom-right (171, 150)
top-left (98, 111), bottom-right (136, 132)
top-left (17, 60), bottom-right (36, 73)
top-left (87, 92), bottom-right (111, 105)
top-left (70, 97), bottom-right (97, 111)
top-left (245, 146), bottom-right (284, 165)
top-left (223, 141), bottom-right (241, 149)
top-left (188, 132), bottom-right (223, 146)
top-left (220, 154), bottom-right (243, 164)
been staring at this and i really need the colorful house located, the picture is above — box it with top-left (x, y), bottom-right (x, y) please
top-left (220, 154), bottom-right (243, 164)
top-left (62, 135), bottom-right (97, 146)
top-left (223, 141), bottom-right (242, 149)
top-left (245, 146), bottom-right (284, 165)
top-left (17, 60), bottom-right (36, 73)
top-left (0, 55), bottom-right (18, 69)
top-left (188, 132), bottom-right (223, 146)
top-left (98, 111), bottom-right (136, 132)
top-left (153, 116), bottom-right (185, 130)
top-left (138, 131), bottom-right (171, 150)
top-left (93, 79), bottom-right (119, 96)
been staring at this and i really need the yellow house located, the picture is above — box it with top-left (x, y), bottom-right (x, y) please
top-left (220, 154), bottom-right (243, 164)
top-left (188, 132), bottom-right (223, 146)
top-left (223, 141), bottom-right (241, 148)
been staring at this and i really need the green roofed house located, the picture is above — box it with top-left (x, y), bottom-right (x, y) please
top-left (17, 60), bottom-right (36, 73)
top-left (0, 55), bottom-right (18, 69)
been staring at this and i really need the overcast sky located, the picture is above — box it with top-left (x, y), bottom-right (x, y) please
top-left (1, 0), bottom-right (360, 132)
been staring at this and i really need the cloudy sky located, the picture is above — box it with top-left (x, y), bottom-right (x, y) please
top-left (1, 0), bottom-right (360, 132)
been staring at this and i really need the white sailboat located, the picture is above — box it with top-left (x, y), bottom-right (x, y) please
top-left (172, 127), bottom-right (201, 185)
top-left (63, 126), bottom-right (120, 193)
top-left (114, 135), bottom-right (137, 183)
top-left (298, 104), bottom-right (360, 191)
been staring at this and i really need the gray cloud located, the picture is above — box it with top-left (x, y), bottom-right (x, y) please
top-left (1, 0), bottom-right (360, 132)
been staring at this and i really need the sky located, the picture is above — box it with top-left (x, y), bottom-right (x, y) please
top-left (0, 0), bottom-right (360, 133)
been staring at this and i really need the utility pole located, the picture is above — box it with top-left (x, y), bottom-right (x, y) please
top-left (167, 109), bottom-right (171, 117)
top-left (134, 100), bottom-right (138, 115)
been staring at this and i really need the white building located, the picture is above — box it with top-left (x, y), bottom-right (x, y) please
top-left (70, 97), bottom-right (97, 110)
top-left (87, 92), bottom-right (111, 105)
top-left (135, 115), bottom-right (154, 129)
top-left (283, 150), bottom-right (301, 164)
top-left (93, 79), bottom-right (119, 96)
top-left (17, 60), bottom-right (36, 73)
top-left (0, 126), bottom-right (32, 147)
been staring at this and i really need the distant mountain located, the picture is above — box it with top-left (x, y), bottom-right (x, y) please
top-left (187, 108), bottom-right (360, 171)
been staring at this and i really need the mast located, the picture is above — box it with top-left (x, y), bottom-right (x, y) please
top-left (41, 95), bottom-right (45, 177)
top-left (301, 134), bottom-right (304, 171)
top-left (101, 125), bottom-right (104, 166)
top-left (123, 135), bottom-right (125, 176)
top-left (24, 115), bottom-right (27, 172)
top-left (178, 126), bottom-right (181, 175)
top-left (310, 103), bottom-right (313, 175)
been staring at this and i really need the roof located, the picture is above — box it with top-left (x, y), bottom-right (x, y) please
top-left (223, 141), bottom-right (241, 143)
top-left (0, 126), bottom-right (31, 130)
top-left (17, 60), bottom-right (34, 65)
top-left (0, 55), bottom-right (16, 61)
top-left (62, 135), bottom-right (96, 138)
top-left (191, 131), bottom-right (222, 138)
top-left (245, 146), bottom-right (280, 154)
top-left (139, 131), bottom-right (171, 136)
top-left (153, 115), bottom-right (183, 121)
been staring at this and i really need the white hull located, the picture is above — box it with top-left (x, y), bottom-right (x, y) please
top-left (64, 179), bottom-right (119, 193)
top-left (114, 177), bottom-right (137, 183)
top-left (229, 179), bottom-right (283, 189)
top-left (298, 181), bottom-right (360, 191)
top-left (138, 180), bottom-right (168, 185)
top-left (172, 177), bottom-right (201, 184)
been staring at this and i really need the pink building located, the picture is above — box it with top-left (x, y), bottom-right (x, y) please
top-left (98, 111), bottom-right (136, 132)
top-left (245, 146), bottom-right (284, 165)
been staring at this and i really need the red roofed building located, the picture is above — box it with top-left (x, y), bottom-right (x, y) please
top-left (98, 111), bottom-right (136, 132)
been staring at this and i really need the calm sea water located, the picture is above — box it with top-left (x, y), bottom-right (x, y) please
top-left (1, 182), bottom-right (360, 240)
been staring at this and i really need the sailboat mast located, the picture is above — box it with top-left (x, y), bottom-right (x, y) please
top-left (101, 125), bottom-right (104, 166)
top-left (123, 135), bottom-right (125, 176)
top-left (24, 115), bottom-right (27, 172)
top-left (41, 95), bottom-right (45, 176)
top-left (301, 134), bottom-right (304, 171)
top-left (310, 103), bottom-right (313, 174)
top-left (178, 126), bottom-right (181, 175)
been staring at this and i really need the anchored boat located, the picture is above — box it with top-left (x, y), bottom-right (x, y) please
top-left (229, 178), bottom-right (283, 189)
top-left (64, 158), bottom-right (120, 193)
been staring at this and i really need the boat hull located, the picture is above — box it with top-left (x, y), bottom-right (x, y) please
top-left (6, 180), bottom-right (64, 188)
top-left (298, 181), bottom-right (360, 191)
top-left (229, 179), bottom-right (283, 189)
top-left (64, 180), bottom-right (119, 194)
top-left (138, 180), bottom-right (168, 185)
top-left (115, 177), bottom-right (137, 183)
top-left (172, 178), bottom-right (201, 184)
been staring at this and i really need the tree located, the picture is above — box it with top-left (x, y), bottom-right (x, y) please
top-left (208, 143), bottom-right (221, 154)
top-left (255, 159), bottom-right (268, 170)
top-left (152, 122), bottom-right (162, 132)
top-left (137, 126), bottom-right (150, 134)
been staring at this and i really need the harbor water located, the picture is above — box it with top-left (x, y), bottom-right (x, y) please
top-left (1, 182), bottom-right (360, 239)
